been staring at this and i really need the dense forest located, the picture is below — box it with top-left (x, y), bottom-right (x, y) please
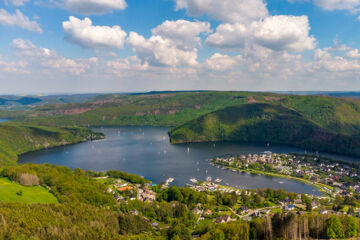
top-left (0, 123), bottom-right (103, 166)
top-left (169, 103), bottom-right (360, 157)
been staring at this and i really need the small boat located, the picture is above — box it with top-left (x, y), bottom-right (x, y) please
top-left (214, 178), bottom-right (222, 183)
top-left (187, 147), bottom-right (190, 153)
top-left (190, 178), bottom-right (198, 184)
top-left (166, 178), bottom-right (174, 185)
top-left (206, 177), bottom-right (212, 182)
top-left (279, 181), bottom-right (284, 184)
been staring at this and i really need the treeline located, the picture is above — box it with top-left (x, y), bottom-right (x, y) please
top-left (0, 203), bottom-right (122, 240)
top-left (1, 164), bottom-right (115, 206)
top-left (197, 213), bottom-right (359, 240)
top-left (107, 170), bottom-right (150, 184)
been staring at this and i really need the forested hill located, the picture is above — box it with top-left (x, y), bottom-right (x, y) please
top-left (4, 91), bottom-right (360, 156)
top-left (0, 123), bottom-right (103, 166)
top-left (168, 103), bottom-right (360, 157)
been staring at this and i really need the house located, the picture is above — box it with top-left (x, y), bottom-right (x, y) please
top-left (311, 201), bottom-right (320, 210)
top-left (215, 215), bottom-right (231, 224)
top-left (204, 209), bottom-right (213, 215)
top-left (130, 209), bottom-right (139, 216)
top-left (319, 209), bottom-right (328, 215)
top-left (284, 204), bottom-right (295, 211)
top-left (252, 211), bottom-right (262, 217)
top-left (118, 186), bottom-right (134, 192)
top-left (151, 222), bottom-right (159, 228)
top-left (192, 208), bottom-right (202, 215)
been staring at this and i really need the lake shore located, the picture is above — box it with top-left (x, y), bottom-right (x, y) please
top-left (213, 162), bottom-right (333, 196)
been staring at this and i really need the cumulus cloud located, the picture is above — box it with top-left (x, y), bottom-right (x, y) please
top-left (126, 32), bottom-right (198, 67)
top-left (314, 48), bottom-right (360, 71)
top-left (12, 38), bottom-right (97, 75)
top-left (4, 0), bottom-right (30, 6)
top-left (174, 0), bottom-right (268, 23)
top-left (151, 19), bottom-right (211, 50)
top-left (62, 16), bottom-right (127, 49)
top-left (205, 53), bottom-right (243, 71)
top-left (252, 15), bottom-right (316, 52)
top-left (0, 9), bottom-right (42, 32)
top-left (206, 23), bottom-right (248, 49)
top-left (63, 0), bottom-right (127, 15)
top-left (346, 49), bottom-right (360, 58)
top-left (207, 15), bottom-right (316, 52)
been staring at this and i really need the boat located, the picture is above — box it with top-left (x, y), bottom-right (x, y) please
top-left (187, 147), bottom-right (190, 153)
top-left (206, 177), bottom-right (212, 182)
top-left (165, 178), bottom-right (174, 185)
top-left (214, 178), bottom-right (222, 183)
top-left (190, 178), bottom-right (198, 184)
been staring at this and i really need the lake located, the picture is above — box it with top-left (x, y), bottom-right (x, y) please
top-left (0, 119), bottom-right (8, 123)
top-left (19, 126), bottom-right (360, 195)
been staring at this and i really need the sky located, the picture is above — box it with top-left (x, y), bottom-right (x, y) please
top-left (1, 0), bottom-right (360, 94)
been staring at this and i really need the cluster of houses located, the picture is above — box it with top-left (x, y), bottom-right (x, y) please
top-left (213, 152), bottom-right (360, 197)
top-left (107, 179), bottom-right (156, 202)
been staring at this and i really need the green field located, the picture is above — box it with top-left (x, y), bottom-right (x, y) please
top-left (0, 177), bottom-right (58, 204)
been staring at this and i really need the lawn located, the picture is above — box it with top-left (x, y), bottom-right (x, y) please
top-left (0, 177), bottom-right (58, 204)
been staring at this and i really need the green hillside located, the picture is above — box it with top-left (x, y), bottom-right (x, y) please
top-left (169, 103), bottom-right (360, 157)
top-left (4, 91), bottom-right (360, 156)
top-left (0, 123), bottom-right (103, 166)
top-left (0, 177), bottom-right (58, 204)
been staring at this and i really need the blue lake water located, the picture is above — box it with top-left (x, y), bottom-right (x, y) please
top-left (19, 126), bottom-right (360, 195)
top-left (0, 119), bottom-right (9, 122)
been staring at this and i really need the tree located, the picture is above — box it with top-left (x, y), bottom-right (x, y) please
top-left (345, 216), bottom-right (358, 238)
top-left (325, 216), bottom-right (343, 239)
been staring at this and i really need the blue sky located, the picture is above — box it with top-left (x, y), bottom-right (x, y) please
top-left (1, 0), bottom-right (360, 94)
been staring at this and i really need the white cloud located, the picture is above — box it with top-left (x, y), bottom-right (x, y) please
top-left (205, 53), bottom-right (243, 71)
top-left (126, 32), bottom-right (198, 67)
top-left (346, 49), bottom-right (360, 58)
top-left (0, 9), bottom-right (42, 33)
top-left (206, 15), bottom-right (316, 52)
top-left (0, 55), bottom-right (27, 73)
top-left (174, 0), bottom-right (268, 23)
top-left (63, 0), bottom-right (127, 15)
top-left (288, 0), bottom-right (360, 13)
top-left (151, 19), bottom-right (211, 50)
top-left (314, 48), bottom-right (360, 71)
top-left (252, 15), bottom-right (316, 52)
top-left (12, 38), bottom-right (97, 75)
top-left (206, 23), bottom-right (248, 49)
top-left (4, 0), bottom-right (30, 6)
top-left (313, 0), bottom-right (360, 12)
top-left (358, 15), bottom-right (360, 20)
top-left (62, 16), bottom-right (127, 49)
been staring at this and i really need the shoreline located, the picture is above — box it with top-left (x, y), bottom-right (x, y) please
top-left (213, 162), bottom-right (333, 196)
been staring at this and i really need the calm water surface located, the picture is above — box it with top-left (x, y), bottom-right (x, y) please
top-left (19, 126), bottom-right (360, 195)
top-left (0, 119), bottom-right (9, 122)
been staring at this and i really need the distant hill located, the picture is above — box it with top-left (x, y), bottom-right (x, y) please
top-left (0, 97), bottom-right (42, 106)
top-left (4, 91), bottom-right (360, 156)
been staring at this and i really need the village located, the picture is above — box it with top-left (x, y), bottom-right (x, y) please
top-left (93, 152), bottom-right (360, 228)
top-left (211, 152), bottom-right (360, 198)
